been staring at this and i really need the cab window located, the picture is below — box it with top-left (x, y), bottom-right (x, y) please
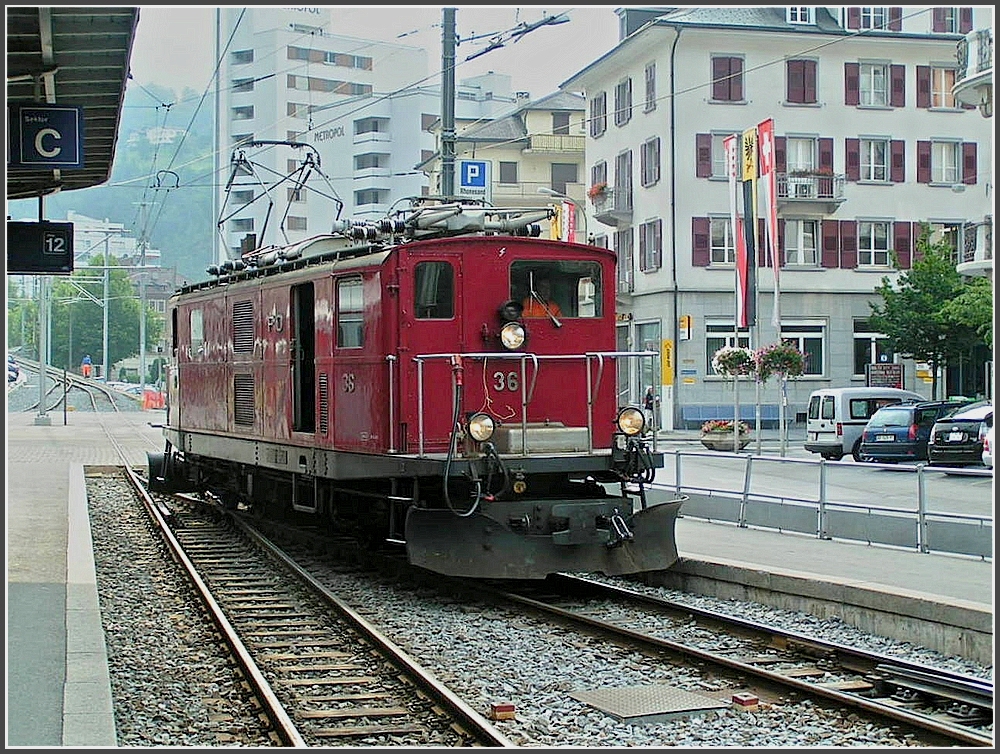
top-left (509, 260), bottom-right (602, 318)
top-left (414, 261), bottom-right (454, 319)
top-left (337, 277), bottom-right (364, 348)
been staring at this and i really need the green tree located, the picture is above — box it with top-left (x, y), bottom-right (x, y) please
top-left (868, 226), bottom-right (985, 399)
top-left (941, 276), bottom-right (993, 349)
top-left (46, 255), bottom-right (163, 375)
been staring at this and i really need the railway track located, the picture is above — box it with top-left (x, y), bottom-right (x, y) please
top-left (475, 573), bottom-right (993, 747)
top-left (120, 469), bottom-right (514, 747)
top-left (15, 358), bottom-right (127, 413)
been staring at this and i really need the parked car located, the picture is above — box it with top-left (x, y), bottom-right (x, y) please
top-left (8, 354), bottom-right (19, 383)
top-left (927, 401), bottom-right (993, 467)
top-left (859, 399), bottom-right (973, 463)
top-left (983, 416), bottom-right (993, 469)
top-left (804, 386), bottom-right (925, 461)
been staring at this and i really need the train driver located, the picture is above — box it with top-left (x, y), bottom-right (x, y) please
top-left (521, 277), bottom-right (562, 318)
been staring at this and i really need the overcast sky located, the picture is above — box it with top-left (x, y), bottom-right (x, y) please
top-left (129, 5), bottom-right (622, 100)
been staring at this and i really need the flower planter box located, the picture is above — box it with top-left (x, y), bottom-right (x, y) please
top-left (700, 434), bottom-right (751, 451)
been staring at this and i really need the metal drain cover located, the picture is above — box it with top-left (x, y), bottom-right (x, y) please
top-left (569, 684), bottom-right (729, 724)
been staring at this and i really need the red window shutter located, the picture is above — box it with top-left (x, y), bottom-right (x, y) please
top-left (696, 133), bottom-right (712, 178)
top-left (845, 138), bottom-right (860, 181)
top-left (712, 57), bottom-right (729, 100)
top-left (692, 218), bottom-right (710, 267)
top-left (960, 8), bottom-right (973, 33)
top-left (731, 58), bottom-right (743, 101)
top-left (889, 8), bottom-right (902, 31)
top-left (962, 142), bottom-right (977, 184)
top-left (932, 8), bottom-right (946, 33)
top-left (916, 141), bottom-right (931, 183)
top-left (818, 138), bottom-right (834, 173)
top-left (821, 220), bottom-right (840, 268)
top-left (916, 66), bottom-right (930, 108)
top-left (777, 219), bottom-right (785, 267)
top-left (893, 222), bottom-right (912, 268)
top-left (840, 221), bottom-right (857, 269)
top-left (890, 140), bottom-right (905, 182)
top-left (890, 65), bottom-right (906, 108)
top-left (845, 63), bottom-right (860, 106)
top-left (775, 136), bottom-right (786, 173)
top-left (787, 60), bottom-right (803, 103)
top-left (804, 60), bottom-right (817, 104)
top-left (846, 7), bottom-right (860, 29)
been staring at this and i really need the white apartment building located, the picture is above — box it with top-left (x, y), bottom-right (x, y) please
top-left (561, 6), bottom-right (994, 428)
top-left (213, 7), bottom-right (517, 262)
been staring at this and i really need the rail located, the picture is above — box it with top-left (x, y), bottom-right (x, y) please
top-left (655, 449), bottom-right (992, 559)
top-left (409, 350), bottom-right (658, 457)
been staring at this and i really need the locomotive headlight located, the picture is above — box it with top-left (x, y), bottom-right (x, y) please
top-left (467, 412), bottom-right (496, 442)
top-left (499, 321), bottom-right (526, 350)
top-left (617, 407), bottom-right (646, 436)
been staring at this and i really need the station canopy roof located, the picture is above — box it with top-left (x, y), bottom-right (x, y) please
top-left (6, 6), bottom-right (139, 201)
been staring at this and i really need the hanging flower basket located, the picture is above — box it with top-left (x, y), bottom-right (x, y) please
top-left (587, 182), bottom-right (608, 201)
top-left (754, 341), bottom-right (807, 383)
top-left (711, 346), bottom-right (756, 378)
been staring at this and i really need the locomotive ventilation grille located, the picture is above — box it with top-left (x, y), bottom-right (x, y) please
top-left (232, 300), bottom-right (255, 353)
top-left (233, 374), bottom-right (255, 426)
top-left (319, 373), bottom-right (329, 435)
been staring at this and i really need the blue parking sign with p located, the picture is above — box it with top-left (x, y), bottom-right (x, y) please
top-left (460, 160), bottom-right (487, 188)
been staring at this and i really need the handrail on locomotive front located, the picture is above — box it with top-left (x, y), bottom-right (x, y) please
top-left (401, 350), bottom-right (659, 458)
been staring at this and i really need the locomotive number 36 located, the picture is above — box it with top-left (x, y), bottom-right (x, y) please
top-left (492, 370), bottom-right (520, 392)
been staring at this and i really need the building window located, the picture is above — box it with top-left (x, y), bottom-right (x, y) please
top-left (858, 7), bottom-right (889, 30)
top-left (614, 150), bottom-right (633, 211)
top-left (354, 189), bottom-right (384, 206)
top-left (710, 217), bottom-right (736, 264)
top-left (927, 221), bottom-right (964, 262)
top-left (231, 105), bottom-right (254, 121)
top-left (786, 59), bottom-right (817, 104)
top-left (933, 7), bottom-right (960, 33)
top-left (287, 216), bottom-right (307, 231)
top-left (705, 323), bottom-right (751, 374)
top-left (638, 219), bottom-right (662, 272)
top-left (644, 62), bottom-right (656, 112)
top-left (640, 137), bottom-right (660, 187)
top-left (232, 78), bottom-right (255, 93)
top-left (231, 49), bottom-right (253, 65)
top-left (784, 219), bottom-right (818, 266)
top-left (853, 320), bottom-right (895, 377)
top-left (857, 220), bottom-right (891, 266)
top-left (287, 102), bottom-right (310, 119)
top-left (860, 137), bottom-right (889, 181)
top-left (589, 92), bottom-right (607, 137)
top-left (781, 325), bottom-right (824, 375)
top-left (287, 187), bottom-right (306, 203)
top-left (787, 7), bottom-right (814, 24)
top-left (614, 77), bottom-right (632, 126)
top-left (591, 161), bottom-right (607, 189)
top-left (551, 163), bottom-right (578, 195)
top-left (552, 111), bottom-right (570, 135)
top-left (498, 161), bottom-right (518, 184)
top-left (711, 133), bottom-right (729, 177)
top-left (859, 62), bottom-right (889, 106)
top-left (930, 66), bottom-right (957, 108)
top-left (786, 136), bottom-right (817, 196)
top-left (337, 277), bottom-right (364, 349)
top-left (931, 140), bottom-right (961, 184)
top-left (230, 217), bottom-right (254, 232)
top-left (232, 190), bottom-right (254, 204)
top-left (232, 133), bottom-right (253, 147)
top-left (354, 153), bottom-right (385, 170)
top-left (615, 228), bottom-right (633, 293)
top-left (354, 117), bottom-right (385, 135)
top-left (711, 56), bottom-right (744, 102)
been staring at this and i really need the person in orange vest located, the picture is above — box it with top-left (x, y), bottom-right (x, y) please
top-left (521, 277), bottom-right (562, 318)
top-left (81, 354), bottom-right (92, 378)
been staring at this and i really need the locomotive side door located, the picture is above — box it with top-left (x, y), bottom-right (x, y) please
top-left (290, 281), bottom-right (315, 433)
top-left (398, 252), bottom-right (463, 453)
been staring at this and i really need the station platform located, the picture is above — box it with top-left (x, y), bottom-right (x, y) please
top-left (5, 410), bottom-right (994, 746)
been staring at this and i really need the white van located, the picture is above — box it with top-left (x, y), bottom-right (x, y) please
top-left (804, 387), bottom-right (925, 461)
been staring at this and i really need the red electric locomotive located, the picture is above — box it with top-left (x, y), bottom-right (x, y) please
top-left (150, 198), bottom-right (684, 579)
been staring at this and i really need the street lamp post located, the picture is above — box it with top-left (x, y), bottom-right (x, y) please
top-left (537, 186), bottom-right (589, 243)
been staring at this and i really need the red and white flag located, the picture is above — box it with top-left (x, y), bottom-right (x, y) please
top-left (724, 134), bottom-right (750, 328)
top-left (758, 118), bottom-right (780, 329)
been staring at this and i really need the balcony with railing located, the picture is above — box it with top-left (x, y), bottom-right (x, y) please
top-left (591, 188), bottom-right (632, 227)
top-left (955, 216), bottom-right (993, 278)
top-left (954, 27), bottom-right (993, 117)
top-left (776, 171), bottom-right (846, 213)
top-left (524, 133), bottom-right (585, 154)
